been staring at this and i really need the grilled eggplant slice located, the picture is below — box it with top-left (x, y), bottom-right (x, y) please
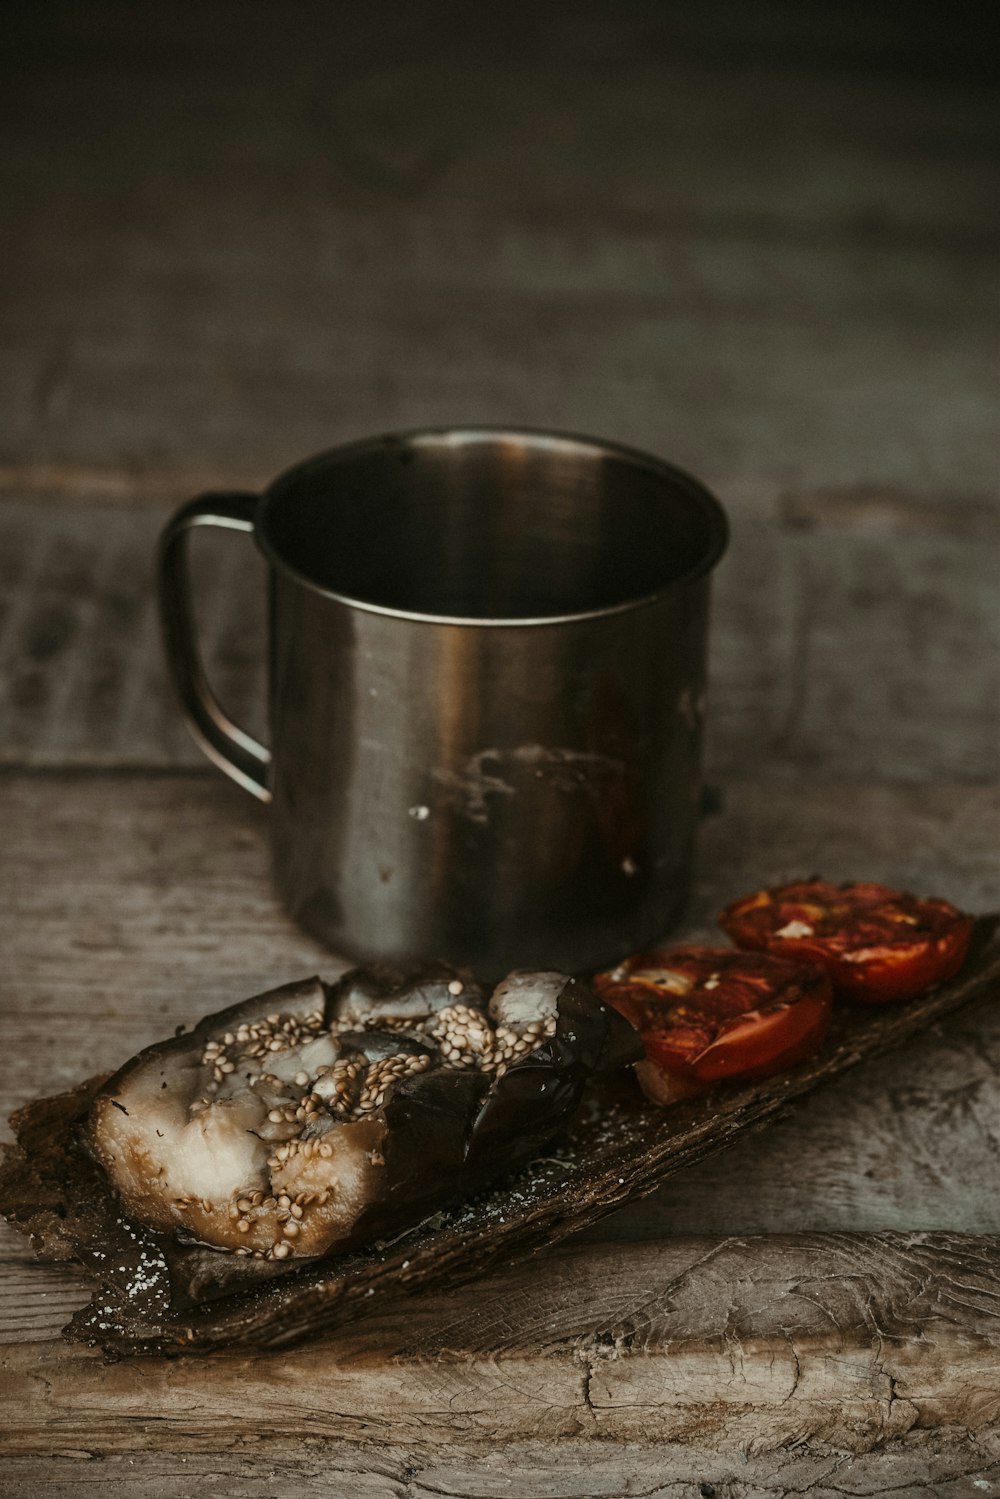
top-left (4, 924), bottom-right (996, 1355)
top-left (86, 964), bottom-right (639, 1278)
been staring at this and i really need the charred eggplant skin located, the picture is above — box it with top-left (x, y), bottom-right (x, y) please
top-left (87, 964), bottom-right (642, 1297)
top-left (323, 968), bottom-right (642, 1243)
top-left (464, 977), bottom-right (641, 1167)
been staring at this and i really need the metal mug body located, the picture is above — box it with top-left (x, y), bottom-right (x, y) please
top-left (158, 428), bottom-right (728, 976)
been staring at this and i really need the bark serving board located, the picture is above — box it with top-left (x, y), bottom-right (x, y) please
top-left (3, 916), bottom-right (998, 1358)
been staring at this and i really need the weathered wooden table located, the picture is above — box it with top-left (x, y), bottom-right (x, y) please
top-left (2, 3), bottom-right (998, 1494)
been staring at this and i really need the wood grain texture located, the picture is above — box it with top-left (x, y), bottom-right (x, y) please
top-left (1, 3), bottom-right (997, 501)
top-left (2, 496), bottom-right (998, 783)
top-left (1, 1233), bottom-right (999, 1453)
top-left (2, 1442), bottom-right (1000, 1499)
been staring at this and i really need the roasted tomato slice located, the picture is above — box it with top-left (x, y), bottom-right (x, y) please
top-left (592, 947), bottom-right (833, 1105)
top-left (719, 879), bottom-right (974, 1005)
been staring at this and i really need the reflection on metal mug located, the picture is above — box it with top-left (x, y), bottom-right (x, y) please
top-left (158, 428), bottom-right (728, 977)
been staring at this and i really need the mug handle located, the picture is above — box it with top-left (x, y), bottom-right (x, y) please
top-left (158, 492), bottom-right (272, 802)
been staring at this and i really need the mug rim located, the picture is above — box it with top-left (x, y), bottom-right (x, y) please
top-left (254, 425), bottom-right (729, 627)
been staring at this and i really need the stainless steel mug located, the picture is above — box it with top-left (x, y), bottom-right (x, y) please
top-left (158, 428), bottom-right (728, 975)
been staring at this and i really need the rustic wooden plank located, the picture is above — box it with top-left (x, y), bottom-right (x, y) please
top-left (0, 500), bottom-right (268, 769)
top-left (1, 1232), bottom-right (998, 1453)
top-left (1, 258), bottom-right (994, 509)
top-left (709, 508), bottom-right (1000, 784)
top-left (2, 498), bottom-right (998, 782)
top-left (1, 4), bottom-right (997, 496)
top-left (1, 1229), bottom-right (1000, 1487)
top-left (3, 1435), bottom-right (999, 1499)
top-left (2, 771), bottom-right (998, 1247)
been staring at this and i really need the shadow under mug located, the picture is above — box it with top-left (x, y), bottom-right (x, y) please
top-left (158, 427), bottom-right (728, 977)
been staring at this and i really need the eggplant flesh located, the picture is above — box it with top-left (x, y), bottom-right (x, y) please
top-left (89, 966), bottom-right (640, 1270)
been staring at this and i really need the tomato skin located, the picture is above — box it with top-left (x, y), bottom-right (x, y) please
top-left (688, 989), bottom-right (831, 1082)
top-left (719, 880), bottom-right (974, 1004)
top-left (593, 946), bottom-right (833, 1102)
